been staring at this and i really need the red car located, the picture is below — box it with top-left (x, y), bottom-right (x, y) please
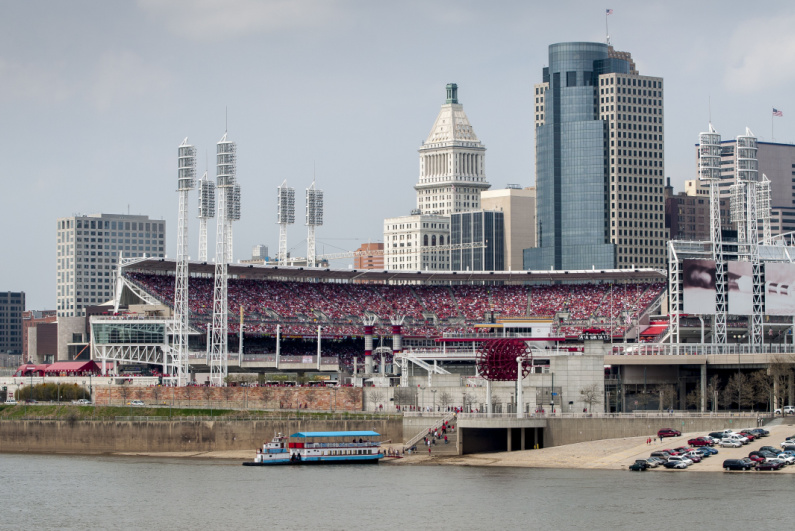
top-left (748, 455), bottom-right (765, 463)
top-left (658, 428), bottom-right (682, 439)
top-left (738, 432), bottom-right (756, 442)
top-left (688, 437), bottom-right (713, 447)
top-left (662, 449), bottom-right (681, 456)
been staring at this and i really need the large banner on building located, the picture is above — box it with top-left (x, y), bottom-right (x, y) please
top-left (765, 262), bottom-right (795, 315)
top-left (727, 261), bottom-right (753, 315)
top-left (682, 259), bottom-right (716, 314)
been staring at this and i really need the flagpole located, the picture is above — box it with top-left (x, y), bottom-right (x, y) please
top-left (772, 109), bottom-right (774, 141)
top-left (605, 12), bottom-right (609, 44)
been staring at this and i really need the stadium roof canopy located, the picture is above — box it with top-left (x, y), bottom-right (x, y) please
top-left (123, 258), bottom-right (665, 283)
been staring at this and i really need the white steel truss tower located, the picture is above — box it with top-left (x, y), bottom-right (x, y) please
top-left (174, 138), bottom-right (196, 386)
top-left (210, 133), bottom-right (236, 386)
top-left (306, 181), bottom-right (323, 267)
top-left (736, 129), bottom-right (763, 348)
top-left (226, 183), bottom-right (241, 264)
top-left (276, 181), bottom-right (295, 264)
top-left (198, 172), bottom-right (215, 262)
top-left (703, 124), bottom-right (727, 346)
top-left (758, 175), bottom-right (772, 245)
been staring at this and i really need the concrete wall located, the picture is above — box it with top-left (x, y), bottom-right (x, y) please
top-left (544, 416), bottom-right (755, 447)
top-left (94, 386), bottom-right (363, 412)
top-left (0, 418), bottom-right (402, 454)
top-left (57, 317), bottom-right (85, 361)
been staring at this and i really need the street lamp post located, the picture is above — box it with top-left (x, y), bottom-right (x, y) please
top-left (516, 356), bottom-right (524, 419)
top-left (431, 389), bottom-right (437, 412)
top-left (419, 386), bottom-right (425, 412)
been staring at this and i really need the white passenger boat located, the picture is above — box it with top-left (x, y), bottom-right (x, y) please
top-left (243, 431), bottom-right (384, 466)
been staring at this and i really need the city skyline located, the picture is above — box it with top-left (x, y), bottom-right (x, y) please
top-left (3, 1), bottom-right (795, 308)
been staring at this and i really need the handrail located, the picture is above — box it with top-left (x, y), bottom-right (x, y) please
top-left (403, 412), bottom-right (455, 448)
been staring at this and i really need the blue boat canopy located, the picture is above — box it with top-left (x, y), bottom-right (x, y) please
top-left (290, 431), bottom-right (381, 438)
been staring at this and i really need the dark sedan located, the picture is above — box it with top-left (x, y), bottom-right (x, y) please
top-left (723, 458), bottom-right (753, 471)
top-left (755, 461), bottom-right (784, 471)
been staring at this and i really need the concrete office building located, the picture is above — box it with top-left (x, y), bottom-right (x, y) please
top-left (353, 243), bottom-right (384, 270)
top-left (525, 42), bottom-right (666, 270)
top-left (384, 214), bottom-right (450, 271)
top-left (0, 291), bottom-right (25, 355)
top-left (56, 213), bottom-right (166, 317)
top-left (481, 186), bottom-right (536, 270)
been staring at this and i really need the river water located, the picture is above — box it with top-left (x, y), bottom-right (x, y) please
top-left (1, 453), bottom-right (791, 530)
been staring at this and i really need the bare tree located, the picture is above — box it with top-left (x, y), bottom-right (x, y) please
top-left (393, 387), bottom-right (415, 409)
top-left (489, 393), bottom-right (502, 413)
top-left (658, 384), bottom-right (677, 411)
top-left (368, 389), bottom-right (385, 412)
top-left (579, 384), bottom-right (603, 412)
top-left (769, 356), bottom-right (795, 410)
top-left (463, 392), bottom-right (476, 412)
top-left (259, 388), bottom-right (273, 409)
top-left (184, 385), bottom-right (193, 405)
top-left (222, 385), bottom-right (234, 406)
top-left (750, 370), bottom-right (772, 412)
top-left (706, 375), bottom-right (721, 412)
top-left (722, 373), bottom-right (754, 411)
top-left (135, 387), bottom-right (145, 401)
top-left (118, 383), bottom-right (130, 405)
top-left (152, 386), bottom-right (161, 404)
top-left (202, 386), bottom-right (213, 407)
top-left (685, 387), bottom-right (702, 411)
top-left (438, 391), bottom-right (452, 411)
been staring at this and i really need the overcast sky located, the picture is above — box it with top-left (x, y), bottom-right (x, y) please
top-left (4, 0), bottom-right (795, 310)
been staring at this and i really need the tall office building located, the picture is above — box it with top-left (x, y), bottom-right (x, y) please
top-left (0, 292), bottom-right (25, 354)
top-left (450, 210), bottom-right (504, 271)
top-left (385, 83), bottom-right (490, 271)
top-left (525, 42), bottom-right (666, 270)
top-left (56, 213), bottom-right (166, 316)
top-left (481, 186), bottom-right (536, 270)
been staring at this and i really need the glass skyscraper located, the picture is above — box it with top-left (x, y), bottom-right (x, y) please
top-left (525, 42), bottom-right (666, 271)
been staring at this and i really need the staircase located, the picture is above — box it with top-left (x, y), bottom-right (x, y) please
top-left (403, 412), bottom-right (457, 453)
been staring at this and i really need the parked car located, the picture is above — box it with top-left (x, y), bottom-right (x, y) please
top-left (721, 439), bottom-right (743, 448)
top-left (774, 454), bottom-right (794, 465)
top-left (750, 428), bottom-right (769, 437)
top-left (128, 400), bottom-right (145, 406)
top-left (629, 460), bottom-right (649, 471)
top-left (759, 446), bottom-right (780, 454)
top-left (4, 398), bottom-right (17, 405)
top-left (723, 458), bottom-right (753, 471)
top-left (71, 399), bottom-right (91, 405)
top-left (693, 448), bottom-right (711, 458)
top-left (781, 441), bottom-right (795, 451)
top-left (684, 451), bottom-right (702, 463)
top-left (688, 437), bottom-right (713, 447)
top-left (774, 406), bottom-right (795, 415)
top-left (756, 460), bottom-right (785, 471)
top-left (645, 458), bottom-right (663, 468)
top-left (658, 428), bottom-right (682, 439)
top-left (738, 431), bottom-right (756, 442)
top-left (663, 460), bottom-right (687, 469)
top-left (650, 451), bottom-right (671, 459)
top-left (709, 431), bottom-right (729, 440)
top-left (701, 447), bottom-right (719, 455)
top-left (667, 456), bottom-right (692, 467)
top-left (662, 449), bottom-right (681, 456)
top-left (748, 455), bottom-right (765, 463)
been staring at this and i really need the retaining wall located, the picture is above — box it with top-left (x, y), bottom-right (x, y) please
top-left (0, 417), bottom-right (402, 454)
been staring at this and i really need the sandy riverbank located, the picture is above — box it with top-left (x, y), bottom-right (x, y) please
top-left (115, 424), bottom-right (795, 472)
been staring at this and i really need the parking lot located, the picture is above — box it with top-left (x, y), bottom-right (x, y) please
top-left (623, 423), bottom-right (795, 473)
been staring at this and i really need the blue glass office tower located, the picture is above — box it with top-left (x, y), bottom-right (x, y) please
top-left (524, 42), bottom-right (666, 271)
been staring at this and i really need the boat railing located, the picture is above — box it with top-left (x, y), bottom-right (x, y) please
top-left (303, 442), bottom-right (380, 449)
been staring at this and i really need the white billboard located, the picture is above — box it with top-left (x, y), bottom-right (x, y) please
top-left (765, 262), bottom-right (795, 315)
top-left (683, 259), bottom-right (716, 314)
top-left (728, 261), bottom-right (753, 315)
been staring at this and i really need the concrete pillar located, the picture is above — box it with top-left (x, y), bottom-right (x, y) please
top-left (533, 428), bottom-right (538, 449)
top-left (700, 364), bottom-right (707, 412)
top-left (486, 379), bottom-right (492, 415)
top-left (520, 428), bottom-right (526, 451)
top-left (789, 372), bottom-right (794, 406)
top-left (507, 428), bottom-right (512, 452)
top-left (773, 377), bottom-right (780, 411)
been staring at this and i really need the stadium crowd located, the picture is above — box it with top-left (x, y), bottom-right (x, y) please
top-left (126, 272), bottom-right (665, 340)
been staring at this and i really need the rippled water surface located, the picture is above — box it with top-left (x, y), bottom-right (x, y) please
top-left (1, 453), bottom-right (792, 530)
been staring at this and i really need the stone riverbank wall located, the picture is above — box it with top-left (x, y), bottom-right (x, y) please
top-left (544, 416), bottom-right (762, 447)
top-left (0, 417), bottom-right (403, 455)
top-left (93, 386), bottom-right (363, 411)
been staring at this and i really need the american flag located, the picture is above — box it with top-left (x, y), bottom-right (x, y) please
top-left (773, 108), bottom-right (783, 117)
top-left (606, 8), bottom-right (613, 15)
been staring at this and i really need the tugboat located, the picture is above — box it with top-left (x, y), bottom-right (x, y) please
top-left (243, 431), bottom-right (384, 466)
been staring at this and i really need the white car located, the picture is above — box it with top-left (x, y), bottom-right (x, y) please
top-left (128, 400), bottom-right (145, 406)
top-left (721, 439), bottom-right (742, 448)
top-left (775, 453), bottom-right (795, 465)
top-left (774, 406), bottom-right (795, 415)
top-left (667, 455), bottom-right (692, 467)
top-left (4, 398), bottom-right (17, 405)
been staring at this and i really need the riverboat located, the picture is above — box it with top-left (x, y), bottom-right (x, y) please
top-left (243, 430), bottom-right (384, 466)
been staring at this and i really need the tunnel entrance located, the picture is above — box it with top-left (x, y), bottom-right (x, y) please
top-left (461, 427), bottom-right (544, 455)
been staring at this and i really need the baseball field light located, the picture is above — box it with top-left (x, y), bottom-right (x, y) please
top-left (306, 181), bottom-right (324, 267)
top-left (197, 173), bottom-right (216, 262)
top-left (276, 181), bottom-right (295, 264)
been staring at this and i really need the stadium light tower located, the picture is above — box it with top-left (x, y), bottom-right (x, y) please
top-left (736, 128), bottom-right (763, 348)
top-left (198, 172), bottom-right (215, 262)
top-left (703, 124), bottom-right (726, 347)
top-left (276, 180), bottom-right (295, 264)
top-left (210, 132), bottom-right (236, 386)
top-left (306, 180), bottom-right (323, 267)
top-left (226, 182), bottom-right (241, 264)
top-left (175, 138), bottom-right (196, 386)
